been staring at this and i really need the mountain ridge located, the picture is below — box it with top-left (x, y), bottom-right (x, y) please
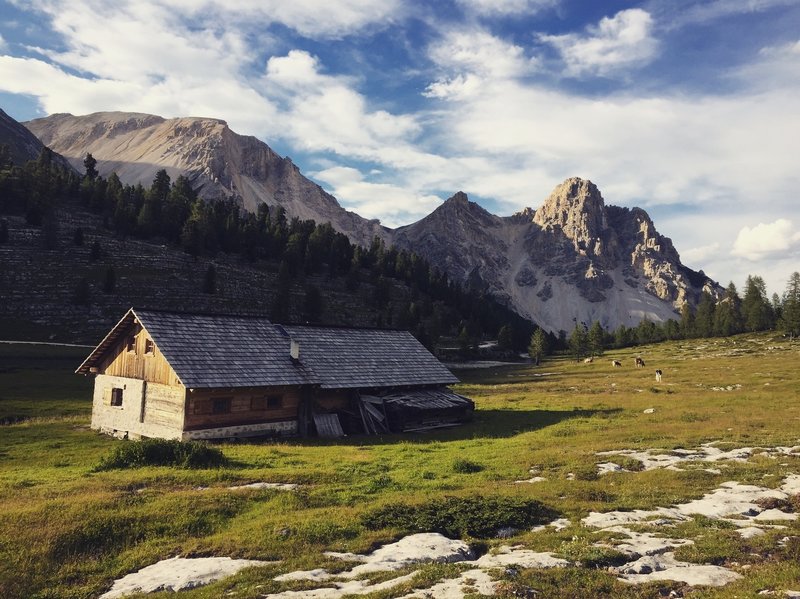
top-left (22, 110), bottom-right (721, 333)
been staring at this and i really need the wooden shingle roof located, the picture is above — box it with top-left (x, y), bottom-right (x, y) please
top-left (77, 308), bottom-right (457, 390)
top-left (284, 325), bottom-right (458, 389)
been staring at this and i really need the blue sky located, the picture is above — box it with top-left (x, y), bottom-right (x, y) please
top-left (1, 0), bottom-right (799, 296)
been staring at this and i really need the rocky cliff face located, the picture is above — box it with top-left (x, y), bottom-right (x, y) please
top-left (25, 112), bottom-right (387, 246)
top-left (21, 111), bottom-right (720, 333)
top-left (394, 177), bottom-right (721, 333)
top-left (0, 108), bottom-right (73, 170)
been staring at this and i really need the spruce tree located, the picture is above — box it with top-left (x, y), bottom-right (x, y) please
top-left (528, 328), bottom-right (548, 365)
top-left (588, 321), bottom-right (605, 355)
top-left (780, 272), bottom-right (800, 338)
top-left (742, 275), bottom-right (773, 332)
top-left (569, 322), bottom-right (588, 359)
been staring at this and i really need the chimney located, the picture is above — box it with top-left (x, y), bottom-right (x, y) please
top-left (290, 338), bottom-right (300, 361)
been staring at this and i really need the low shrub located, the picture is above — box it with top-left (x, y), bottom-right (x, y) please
top-left (94, 438), bottom-right (226, 470)
top-left (361, 495), bottom-right (558, 538)
top-left (451, 458), bottom-right (483, 474)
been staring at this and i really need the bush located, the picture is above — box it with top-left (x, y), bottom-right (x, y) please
top-left (362, 495), bottom-right (558, 538)
top-left (451, 458), bottom-right (483, 474)
top-left (94, 438), bottom-right (225, 470)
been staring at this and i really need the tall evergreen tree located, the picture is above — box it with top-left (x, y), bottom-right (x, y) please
top-left (679, 303), bottom-right (695, 338)
top-left (528, 327), bottom-right (548, 365)
top-left (497, 324), bottom-right (514, 351)
top-left (83, 153), bottom-right (98, 180)
top-left (742, 275), bottom-right (774, 332)
top-left (694, 292), bottom-right (716, 338)
top-left (780, 272), bottom-right (800, 338)
top-left (568, 322), bottom-right (589, 359)
top-left (588, 321), bottom-right (605, 355)
top-left (714, 282), bottom-right (742, 337)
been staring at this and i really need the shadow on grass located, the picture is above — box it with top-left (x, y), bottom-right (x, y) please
top-left (237, 407), bottom-right (621, 448)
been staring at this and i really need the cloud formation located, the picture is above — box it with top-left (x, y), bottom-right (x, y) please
top-left (732, 219), bottom-right (800, 260)
top-left (540, 8), bottom-right (658, 76)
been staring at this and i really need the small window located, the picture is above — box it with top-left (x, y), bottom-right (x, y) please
top-left (125, 336), bottom-right (136, 352)
top-left (110, 388), bottom-right (124, 407)
top-left (144, 338), bottom-right (154, 354)
top-left (212, 397), bottom-right (231, 414)
top-left (251, 395), bottom-right (283, 411)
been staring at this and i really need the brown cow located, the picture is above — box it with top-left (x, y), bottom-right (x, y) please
top-left (635, 357), bottom-right (645, 368)
top-left (611, 360), bottom-right (622, 367)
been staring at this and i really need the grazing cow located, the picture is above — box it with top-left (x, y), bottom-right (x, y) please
top-left (655, 369), bottom-right (662, 382)
top-left (635, 357), bottom-right (645, 368)
top-left (611, 360), bottom-right (622, 367)
top-left (584, 356), bottom-right (594, 364)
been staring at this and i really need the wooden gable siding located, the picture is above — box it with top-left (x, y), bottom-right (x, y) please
top-left (184, 386), bottom-right (303, 431)
top-left (98, 323), bottom-right (181, 387)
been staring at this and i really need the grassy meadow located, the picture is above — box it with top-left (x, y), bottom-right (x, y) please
top-left (0, 334), bottom-right (799, 598)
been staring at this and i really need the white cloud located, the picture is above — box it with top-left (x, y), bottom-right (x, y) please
top-left (454, 0), bottom-right (557, 18)
top-left (428, 28), bottom-right (536, 80)
top-left (540, 8), bottom-right (657, 76)
top-left (0, 33), bottom-right (6, 50)
top-left (680, 242), bottom-right (721, 266)
top-left (732, 219), bottom-right (800, 259)
top-left (311, 165), bottom-right (443, 227)
top-left (660, 0), bottom-right (798, 30)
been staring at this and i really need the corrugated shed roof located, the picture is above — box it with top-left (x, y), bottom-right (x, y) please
top-left (284, 325), bottom-right (458, 389)
top-left (77, 309), bottom-right (458, 389)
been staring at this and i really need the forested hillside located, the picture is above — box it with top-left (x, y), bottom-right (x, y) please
top-left (0, 147), bottom-right (536, 350)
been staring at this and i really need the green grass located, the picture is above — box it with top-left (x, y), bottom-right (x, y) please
top-left (0, 333), bottom-right (799, 598)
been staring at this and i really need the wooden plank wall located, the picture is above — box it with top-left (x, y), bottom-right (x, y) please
top-left (184, 386), bottom-right (303, 431)
top-left (98, 323), bottom-right (181, 386)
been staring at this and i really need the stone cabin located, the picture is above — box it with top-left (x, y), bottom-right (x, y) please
top-left (76, 308), bottom-right (473, 440)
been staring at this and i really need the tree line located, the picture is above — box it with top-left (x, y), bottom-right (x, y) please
top-left (0, 147), bottom-right (534, 350)
top-left (537, 274), bottom-right (800, 361)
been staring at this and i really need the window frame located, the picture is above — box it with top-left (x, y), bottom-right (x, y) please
top-left (110, 387), bottom-right (124, 407)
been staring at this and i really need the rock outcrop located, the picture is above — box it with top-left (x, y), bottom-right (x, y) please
top-left (394, 178), bottom-right (721, 333)
top-left (25, 112), bottom-right (388, 246)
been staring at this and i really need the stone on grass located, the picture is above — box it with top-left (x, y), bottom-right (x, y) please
top-left (100, 556), bottom-right (271, 599)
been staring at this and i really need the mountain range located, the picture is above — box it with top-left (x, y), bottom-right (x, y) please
top-left (20, 110), bottom-right (721, 333)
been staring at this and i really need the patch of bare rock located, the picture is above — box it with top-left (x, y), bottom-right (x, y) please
top-left (99, 556), bottom-right (273, 599)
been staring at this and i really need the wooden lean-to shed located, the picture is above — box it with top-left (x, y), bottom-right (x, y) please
top-left (76, 308), bottom-right (473, 440)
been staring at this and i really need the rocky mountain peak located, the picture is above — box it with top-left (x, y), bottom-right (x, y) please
top-left (532, 177), bottom-right (609, 261)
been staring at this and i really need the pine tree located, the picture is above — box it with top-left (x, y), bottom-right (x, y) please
top-left (528, 328), bottom-right (548, 365)
top-left (569, 322), bottom-right (588, 359)
top-left (713, 282), bottom-right (742, 337)
top-left (83, 153), bottom-right (98, 180)
top-left (679, 303), bottom-right (695, 338)
top-left (780, 272), bottom-right (800, 338)
top-left (742, 275), bottom-right (774, 332)
top-left (694, 292), bottom-right (716, 338)
top-left (0, 218), bottom-right (9, 244)
top-left (497, 324), bottom-right (514, 351)
top-left (588, 321), bottom-right (605, 356)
